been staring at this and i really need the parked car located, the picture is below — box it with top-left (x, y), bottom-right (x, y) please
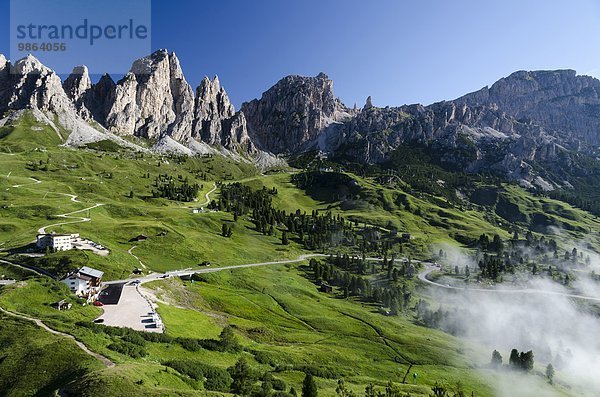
top-left (93, 318), bottom-right (105, 323)
top-left (199, 261), bottom-right (211, 267)
top-left (93, 301), bottom-right (104, 307)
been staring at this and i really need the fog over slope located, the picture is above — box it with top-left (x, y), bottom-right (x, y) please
top-left (427, 244), bottom-right (600, 396)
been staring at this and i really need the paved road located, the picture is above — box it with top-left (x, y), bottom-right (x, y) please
top-left (106, 254), bottom-right (329, 285)
top-left (418, 265), bottom-right (600, 303)
top-left (106, 254), bottom-right (419, 286)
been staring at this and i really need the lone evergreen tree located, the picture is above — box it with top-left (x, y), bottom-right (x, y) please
top-left (509, 349), bottom-right (520, 369)
top-left (520, 351), bottom-right (534, 372)
top-left (282, 230), bottom-right (289, 245)
top-left (491, 350), bottom-right (503, 368)
top-left (229, 357), bottom-right (255, 396)
top-left (219, 325), bottom-right (241, 352)
top-left (390, 298), bottom-right (399, 315)
top-left (302, 372), bottom-right (318, 397)
top-left (546, 363), bottom-right (555, 384)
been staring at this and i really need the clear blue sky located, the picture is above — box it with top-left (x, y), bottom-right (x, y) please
top-left (1, 0), bottom-right (599, 108)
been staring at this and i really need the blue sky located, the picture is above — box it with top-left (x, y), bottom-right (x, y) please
top-left (1, 0), bottom-right (600, 108)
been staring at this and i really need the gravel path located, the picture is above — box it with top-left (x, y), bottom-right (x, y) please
top-left (0, 306), bottom-right (114, 367)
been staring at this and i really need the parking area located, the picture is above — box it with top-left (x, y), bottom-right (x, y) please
top-left (73, 239), bottom-right (110, 256)
top-left (96, 284), bottom-right (163, 333)
top-left (97, 283), bottom-right (124, 305)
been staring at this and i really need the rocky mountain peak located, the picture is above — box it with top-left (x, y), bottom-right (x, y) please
top-left (241, 72), bottom-right (346, 154)
top-left (457, 69), bottom-right (600, 146)
top-left (191, 75), bottom-right (254, 152)
top-left (104, 49), bottom-right (195, 140)
top-left (195, 75), bottom-right (235, 121)
top-left (5, 54), bottom-right (72, 113)
top-left (0, 54), bottom-right (8, 70)
top-left (11, 54), bottom-right (48, 75)
top-left (0, 54), bottom-right (128, 150)
top-left (63, 66), bottom-right (93, 118)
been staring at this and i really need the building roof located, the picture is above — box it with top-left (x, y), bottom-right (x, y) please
top-left (79, 266), bottom-right (104, 279)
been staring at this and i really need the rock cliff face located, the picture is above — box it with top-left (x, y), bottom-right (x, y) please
top-left (2, 50), bottom-right (599, 183)
top-left (241, 73), bottom-right (352, 154)
top-left (103, 49), bottom-right (195, 140)
top-left (456, 70), bottom-right (600, 146)
top-left (63, 66), bottom-right (96, 120)
top-left (0, 55), bottom-right (138, 149)
top-left (4, 55), bottom-right (75, 114)
top-left (239, 69), bottom-right (600, 188)
top-left (0, 51), bottom-right (265, 158)
top-left (192, 76), bottom-right (254, 151)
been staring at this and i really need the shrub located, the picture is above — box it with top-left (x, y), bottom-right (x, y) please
top-left (253, 350), bottom-right (278, 366)
top-left (107, 341), bottom-right (148, 358)
top-left (163, 360), bottom-right (232, 392)
top-left (175, 337), bottom-right (202, 352)
top-left (272, 378), bottom-right (287, 391)
top-left (122, 332), bottom-right (146, 346)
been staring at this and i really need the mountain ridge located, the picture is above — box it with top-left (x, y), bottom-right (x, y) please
top-left (1, 50), bottom-right (599, 189)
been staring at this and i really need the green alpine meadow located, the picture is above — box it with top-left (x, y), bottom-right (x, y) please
top-left (1, 1), bottom-right (600, 396)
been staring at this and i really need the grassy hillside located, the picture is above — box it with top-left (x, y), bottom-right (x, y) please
top-left (148, 264), bottom-right (497, 396)
top-left (0, 312), bottom-right (103, 396)
top-left (0, 111), bottom-right (596, 396)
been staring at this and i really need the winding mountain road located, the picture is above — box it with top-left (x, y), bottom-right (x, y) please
top-left (418, 264), bottom-right (600, 303)
top-left (6, 177), bottom-right (105, 235)
top-left (106, 253), bottom-right (329, 285)
top-left (36, 193), bottom-right (104, 235)
top-left (200, 183), bottom-right (217, 207)
top-left (2, 176), bottom-right (113, 366)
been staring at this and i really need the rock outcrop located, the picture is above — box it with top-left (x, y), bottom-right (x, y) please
top-left (192, 76), bottom-right (254, 152)
top-left (63, 66), bottom-right (94, 119)
top-left (0, 54), bottom-right (143, 150)
top-left (457, 70), bottom-right (600, 146)
top-left (241, 72), bottom-right (351, 154)
top-left (2, 50), bottom-right (598, 183)
top-left (0, 51), bottom-right (265, 159)
top-left (5, 55), bottom-right (75, 114)
top-left (104, 49), bottom-right (195, 140)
